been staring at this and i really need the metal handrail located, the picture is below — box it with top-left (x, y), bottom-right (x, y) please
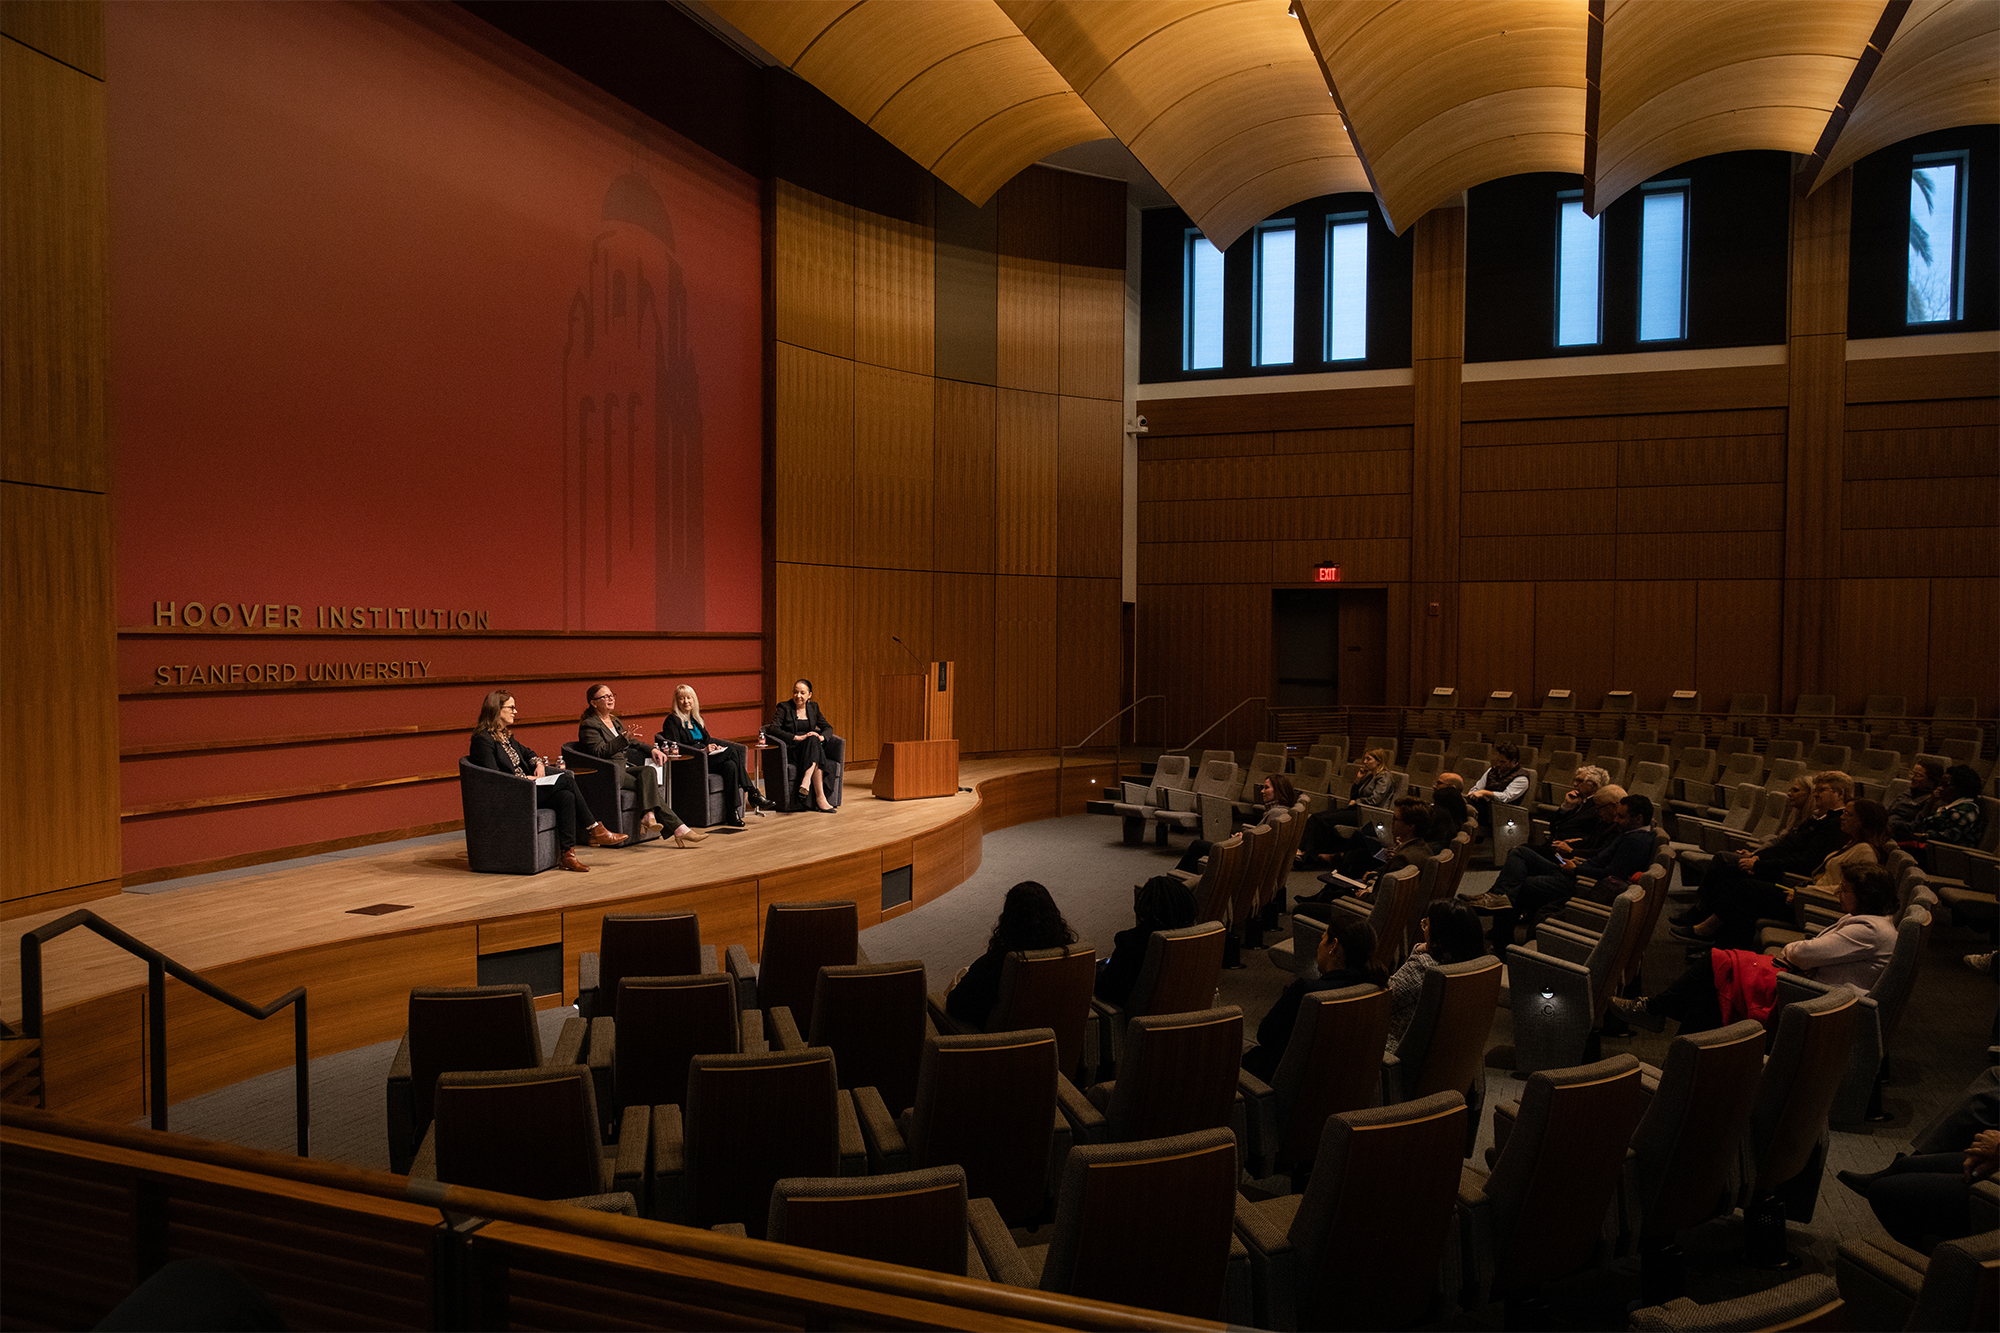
top-left (19, 910), bottom-right (309, 1155)
top-left (1166, 696), bottom-right (1268, 759)
top-left (1055, 695), bottom-right (1164, 811)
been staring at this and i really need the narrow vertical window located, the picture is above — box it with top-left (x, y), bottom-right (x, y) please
top-left (1556, 192), bottom-right (1602, 347)
top-left (1324, 214), bottom-right (1369, 361)
top-left (1638, 184), bottom-right (1688, 341)
top-left (1184, 230), bottom-right (1224, 370)
top-left (1908, 152), bottom-right (1966, 324)
top-left (1253, 222), bottom-right (1295, 366)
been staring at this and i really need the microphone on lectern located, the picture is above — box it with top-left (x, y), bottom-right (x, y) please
top-left (890, 634), bottom-right (925, 669)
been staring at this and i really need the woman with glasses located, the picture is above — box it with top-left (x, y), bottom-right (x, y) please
top-left (578, 683), bottom-right (706, 849)
top-left (471, 689), bottom-right (627, 872)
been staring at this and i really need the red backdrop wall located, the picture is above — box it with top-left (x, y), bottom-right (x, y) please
top-left (106, 2), bottom-right (764, 877)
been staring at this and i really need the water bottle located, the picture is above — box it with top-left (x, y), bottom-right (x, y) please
top-left (668, 739), bottom-right (679, 757)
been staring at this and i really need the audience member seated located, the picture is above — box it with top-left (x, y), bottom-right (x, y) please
top-left (1465, 742), bottom-right (1529, 833)
top-left (1674, 797), bottom-right (1888, 948)
top-left (1618, 862), bottom-right (1898, 1037)
top-left (469, 688), bottom-right (626, 872)
top-left (659, 683), bottom-right (773, 826)
top-left (1298, 748), bottom-right (1393, 867)
top-left (1385, 900), bottom-right (1486, 1052)
top-left (1543, 765), bottom-right (1611, 845)
top-left (1293, 798), bottom-right (1433, 921)
top-left (1426, 775), bottom-right (1469, 848)
top-left (770, 678), bottom-right (838, 813)
top-left (1912, 763), bottom-right (1987, 855)
top-left (1176, 775), bottom-right (1297, 874)
top-left (1887, 757), bottom-right (1945, 842)
top-left (576, 683), bottom-right (705, 849)
top-left (1469, 784), bottom-right (1625, 913)
top-left (945, 881), bottom-right (1079, 1029)
top-left (1477, 794), bottom-right (1656, 949)
top-left (1677, 772), bottom-right (1850, 948)
top-left (1097, 876), bottom-right (1198, 1008)
top-left (1240, 919), bottom-right (1385, 1084)
top-left (1839, 1068), bottom-right (1999, 1251)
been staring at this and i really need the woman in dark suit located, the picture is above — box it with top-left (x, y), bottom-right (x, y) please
top-left (469, 689), bottom-right (627, 872)
top-left (657, 683), bottom-right (773, 827)
top-left (577, 684), bottom-right (706, 849)
top-left (772, 678), bottom-right (837, 812)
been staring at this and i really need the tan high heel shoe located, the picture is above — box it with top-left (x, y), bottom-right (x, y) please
top-left (672, 827), bottom-right (709, 848)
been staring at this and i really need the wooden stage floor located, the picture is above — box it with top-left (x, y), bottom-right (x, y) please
top-left (5, 756), bottom-right (1114, 1123)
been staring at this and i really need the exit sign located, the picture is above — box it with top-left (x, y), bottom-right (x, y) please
top-left (1315, 563), bottom-right (1342, 583)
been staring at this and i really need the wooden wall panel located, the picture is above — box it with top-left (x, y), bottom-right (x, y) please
top-left (1455, 583), bottom-right (1534, 704)
top-left (1458, 535), bottom-right (1572, 582)
top-left (41, 990), bottom-right (142, 1121)
top-left (1137, 384), bottom-right (1414, 437)
top-left (775, 562), bottom-right (855, 741)
top-left (774, 344), bottom-right (854, 565)
top-left (844, 567), bottom-right (933, 764)
top-left (1140, 541), bottom-right (1274, 585)
top-left (1, 0), bottom-right (108, 78)
top-left (1927, 579), bottom-right (1999, 710)
top-left (1460, 364), bottom-right (1788, 421)
top-left (1057, 395), bottom-right (1121, 578)
top-left (1532, 582), bottom-right (1616, 708)
top-left (561, 877), bottom-right (760, 993)
top-left (852, 202), bottom-right (933, 375)
top-left (851, 364), bottom-right (933, 571)
top-left (1843, 477), bottom-right (1998, 531)
top-left (995, 170), bottom-right (1061, 394)
top-left (933, 380), bottom-right (994, 574)
top-left (1841, 527), bottom-right (1998, 580)
top-left (994, 389), bottom-right (1058, 575)
top-left (1, 36), bottom-right (107, 492)
top-left (2, 483), bottom-right (119, 905)
top-left (1056, 577), bottom-right (1120, 747)
top-left (911, 815), bottom-right (968, 907)
top-left (992, 576), bottom-right (1058, 752)
top-left (1461, 490), bottom-right (1618, 537)
top-left (773, 180), bottom-right (853, 360)
top-left (1695, 580), bottom-right (1783, 711)
top-left (1616, 435), bottom-right (1789, 486)
top-left (1269, 538), bottom-right (1409, 585)
top-left (1059, 262), bottom-right (1124, 402)
top-left (1613, 581), bottom-right (1699, 706)
top-left (1618, 532), bottom-right (1785, 582)
top-left (1844, 425), bottom-right (1999, 480)
top-left (1141, 450), bottom-right (1409, 502)
top-left (1463, 408), bottom-right (1789, 448)
top-left (759, 850), bottom-right (882, 930)
top-left (1141, 497), bottom-right (1410, 544)
top-left (1845, 398), bottom-right (1996, 432)
top-left (1846, 350), bottom-right (2000, 403)
top-left (1461, 442), bottom-right (1619, 492)
top-left (932, 573), bottom-right (996, 754)
top-left (1835, 579), bottom-right (1930, 707)
top-left (1140, 431), bottom-right (1274, 461)
top-left (1616, 482), bottom-right (1785, 534)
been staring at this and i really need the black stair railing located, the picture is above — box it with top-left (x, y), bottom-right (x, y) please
top-left (18, 910), bottom-right (309, 1156)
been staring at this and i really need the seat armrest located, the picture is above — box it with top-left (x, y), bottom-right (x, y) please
top-left (1488, 1099), bottom-right (1521, 1168)
top-left (698, 943), bottom-right (718, 975)
top-left (710, 1221), bottom-right (748, 1238)
top-left (586, 1016), bottom-right (616, 1130)
top-left (613, 1103), bottom-right (650, 1205)
top-left (926, 991), bottom-right (967, 1036)
top-left (1055, 1073), bottom-right (1107, 1144)
top-left (1165, 787), bottom-right (1198, 813)
top-left (769, 1006), bottom-right (806, 1051)
top-left (724, 944), bottom-right (757, 1011)
top-left (1533, 924), bottom-right (1596, 966)
top-left (852, 1085), bottom-right (909, 1175)
top-left (737, 1006), bottom-right (768, 1055)
top-left (1237, 1069), bottom-right (1277, 1179)
top-left (649, 1104), bottom-right (687, 1224)
top-left (967, 1196), bottom-right (1033, 1287)
top-left (1120, 781), bottom-right (1151, 805)
top-left (577, 951), bottom-right (600, 1004)
top-left (854, 942), bottom-right (871, 967)
top-left (547, 1015), bottom-right (586, 1068)
top-left (563, 1192), bottom-right (638, 1215)
top-left (386, 1029), bottom-right (415, 1173)
top-left (836, 1090), bottom-right (868, 1176)
top-left (410, 1122), bottom-right (439, 1182)
top-left (1554, 900), bottom-right (1612, 931)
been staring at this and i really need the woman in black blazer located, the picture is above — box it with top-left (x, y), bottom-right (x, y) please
top-left (772, 678), bottom-right (837, 812)
top-left (469, 689), bottom-right (627, 872)
top-left (577, 684), bottom-right (706, 848)
top-left (657, 683), bottom-right (773, 826)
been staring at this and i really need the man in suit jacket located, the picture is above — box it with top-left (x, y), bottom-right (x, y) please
top-left (1295, 797), bottom-right (1435, 924)
top-left (1485, 794), bottom-right (1658, 948)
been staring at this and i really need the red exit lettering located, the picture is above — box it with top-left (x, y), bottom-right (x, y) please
top-left (1315, 564), bottom-right (1342, 583)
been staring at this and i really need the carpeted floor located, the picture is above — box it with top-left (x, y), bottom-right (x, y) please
top-left (139, 810), bottom-right (1998, 1328)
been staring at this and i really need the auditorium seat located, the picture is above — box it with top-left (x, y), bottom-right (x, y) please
top-left (1458, 1055), bottom-right (1643, 1312)
top-left (1323, 863), bottom-right (1426, 975)
top-left (458, 757), bottom-right (558, 874)
top-left (970, 1128), bottom-right (1251, 1324)
top-left (652, 1046), bottom-right (866, 1235)
top-left (1236, 1092), bottom-right (1467, 1331)
top-left (387, 983), bottom-right (583, 1174)
top-left (1059, 1006), bottom-right (1243, 1147)
top-left (586, 972), bottom-right (765, 1133)
top-left (1237, 983), bottom-right (1391, 1184)
top-left (1492, 885), bottom-right (1646, 1076)
top-left (412, 1064), bottom-right (644, 1213)
top-left (858, 1028), bottom-right (1068, 1228)
top-left (928, 940), bottom-right (1098, 1085)
top-left (727, 900), bottom-right (861, 1032)
top-left (1091, 921), bottom-right (1227, 1070)
top-left (1382, 956), bottom-right (1501, 1144)
top-left (1628, 1272), bottom-right (1842, 1331)
top-left (1834, 1229), bottom-right (1999, 1332)
top-left (1740, 986), bottom-right (1861, 1266)
top-left (576, 911), bottom-right (716, 1020)
top-left (1765, 906), bottom-right (1930, 1124)
top-left (772, 959), bottom-right (930, 1117)
top-left (1150, 758), bottom-right (1240, 843)
top-left (753, 1165), bottom-right (987, 1278)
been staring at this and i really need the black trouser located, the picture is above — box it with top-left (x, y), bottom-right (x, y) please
top-left (703, 741), bottom-right (753, 805)
top-left (1299, 808), bottom-right (1363, 859)
top-left (1696, 858), bottom-right (1789, 949)
top-left (782, 735), bottom-right (826, 784)
top-left (1857, 1154), bottom-right (1978, 1250)
top-left (616, 763), bottom-right (681, 829)
top-left (1645, 949), bottom-right (1727, 1034)
top-left (536, 773), bottom-right (598, 850)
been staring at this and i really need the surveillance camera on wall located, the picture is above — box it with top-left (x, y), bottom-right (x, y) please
top-left (1131, 415), bottom-right (1148, 434)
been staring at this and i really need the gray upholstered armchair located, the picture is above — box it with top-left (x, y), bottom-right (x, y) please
top-left (560, 744), bottom-right (658, 843)
top-left (767, 732), bottom-right (845, 812)
top-left (458, 757), bottom-right (557, 874)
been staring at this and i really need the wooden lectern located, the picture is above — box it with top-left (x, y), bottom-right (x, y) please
top-left (876, 661), bottom-right (958, 800)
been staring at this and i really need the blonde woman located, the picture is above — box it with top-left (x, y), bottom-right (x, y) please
top-left (469, 689), bottom-right (626, 872)
top-left (1298, 746), bottom-right (1394, 866)
top-left (578, 684), bottom-right (706, 849)
top-left (657, 684), bottom-right (771, 827)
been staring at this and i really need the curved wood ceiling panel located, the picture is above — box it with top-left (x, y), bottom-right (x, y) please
top-left (705, 0), bottom-right (1105, 205)
top-left (1593, 1), bottom-right (1883, 211)
top-left (1815, 0), bottom-right (2000, 186)
top-left (1301, 0), bottom-right (1586, 231)
top-left (1004, 0), bottom-right (1365, 249)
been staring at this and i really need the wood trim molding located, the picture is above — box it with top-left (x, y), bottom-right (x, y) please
top-left (120, 664), bottom-right (758, 700)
